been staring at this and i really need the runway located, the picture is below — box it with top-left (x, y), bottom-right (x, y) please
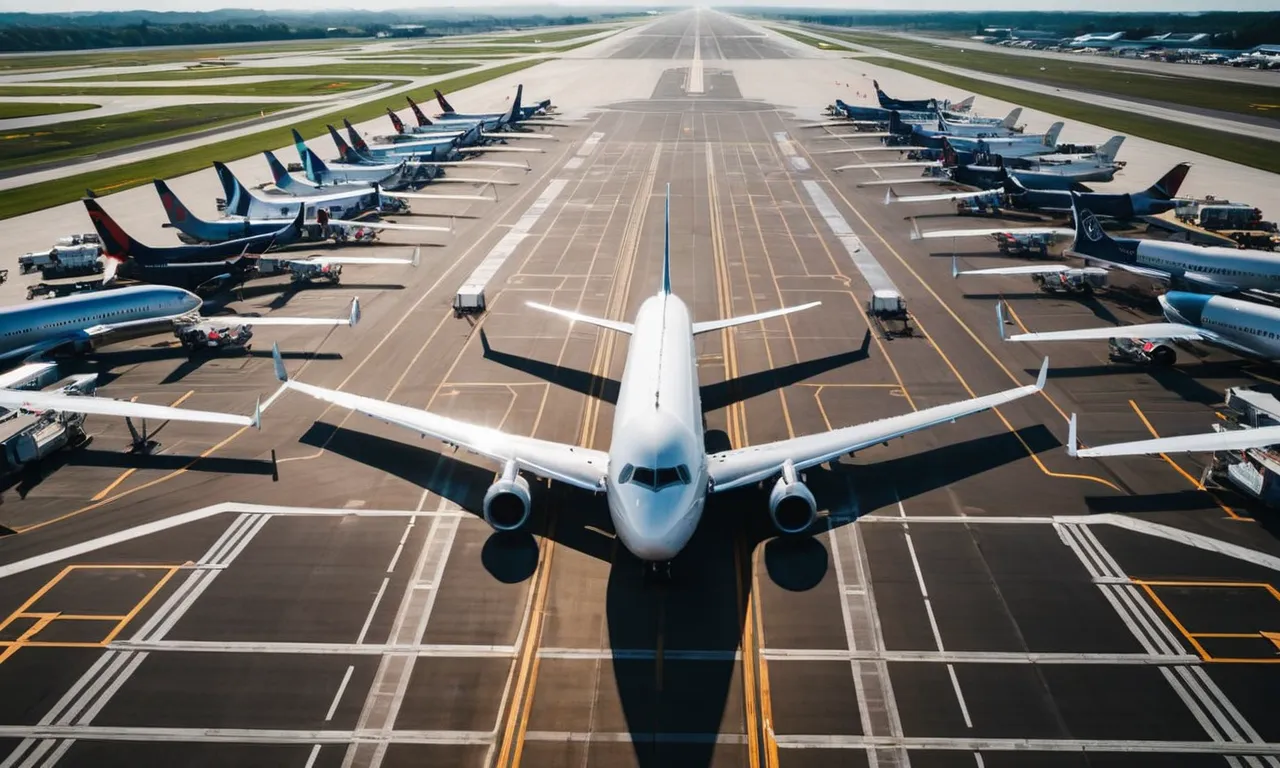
top-left (0, 9), bottom-right (1279, 768)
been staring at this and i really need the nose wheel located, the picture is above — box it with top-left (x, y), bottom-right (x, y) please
top-left (643, 560), bottom-right (673, 586)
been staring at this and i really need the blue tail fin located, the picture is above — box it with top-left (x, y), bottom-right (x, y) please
top-left (213, 162), bottom-right (252, 217)
top-left (305, 148), bottom-right (330, 182)
top-left (661, 183), bottom-right (671, 295)
top-left (291, 129), bottom-right (309, 164)
top-left (154, 178), bottom-right (218, 241)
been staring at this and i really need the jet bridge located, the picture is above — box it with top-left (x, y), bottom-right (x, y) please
top-left (1205, 387), bottom-right (1280, 506)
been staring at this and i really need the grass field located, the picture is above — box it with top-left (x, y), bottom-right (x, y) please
top-left (0, 101), bottom-right (97, 119)
top-left (494, 27), bottom-right (615, 44)
top-left (0, 102), bottom-right (288, 173)
top-left (773, 28), bottom-right (852, 52)
top-left (66, 61), bottom-right (469, 83)
top-left (0, 39), bottom-right (370, 73)
top-left (817, 30), bottom-right (1280, 123)
top-left (0, 58), bottom-right (545, 220)
top-left (0, 79), bottom-right (386, 98)
top-left (858, 56), bottom-right (1280, 175)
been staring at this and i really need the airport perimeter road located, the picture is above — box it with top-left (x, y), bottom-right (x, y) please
top-left (1, 9), bottom-right (1279, 768)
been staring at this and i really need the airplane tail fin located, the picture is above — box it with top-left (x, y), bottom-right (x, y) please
top-left (661, 182), bottom-right (671, 296)
top-left (506, 83), bottom-right (523, 124)
top-left (263, 150), bottom-right (296, 191)
top-left (888, 110), bottom-right (906, 136)
top-left (291, 128), bottom-right (309, 164)
top-left (305, 147), bottom-right (330, 181)
top-left (408, 96), bottom-right (431, 126)
top-left (327, 124), bottom-right (359, 164)
top-left (213, 161), bottom-right (253, 217)
top-left (952, 95), bottom-right (974, 112)
top-left (83, 198), bottom-right (159, 264)
top-left (435, 88), bottom-right (456, 115)
top-left (153, 178), bottom-right (212, 233)
top-left (387, 108), bottom-right (406, 135)
top-left (1147, 163), bottom-right (1191, 200)
top-left (1096, 135), bottom-right (1125, 162)
top-left (941, 137), bottom-right (958, 168)
top-left (1069, 193), bottom-right (1133, 264)
top-left (1044, 122), bottom-right (1064, 147)
top-left (1001, 108), bottom-right (1022, 130)
top-left (344, 119), bottom-right (370, 153)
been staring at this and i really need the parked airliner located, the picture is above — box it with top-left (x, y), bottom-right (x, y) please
top-left (268, 187), bottom-right (1048, 576)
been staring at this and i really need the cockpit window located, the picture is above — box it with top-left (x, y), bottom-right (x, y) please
top-left (627, 464), bottom-right (691, 491)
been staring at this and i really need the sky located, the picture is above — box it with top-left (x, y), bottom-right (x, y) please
top-left (0, 1), bottom-right (1274, 12)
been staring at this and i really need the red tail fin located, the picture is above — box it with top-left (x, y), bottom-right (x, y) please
top-left (434, 88), bottom-right (456, 114)
top-left (407, 97), bottom-right (431, 126)
top-left (387, 109), bottom-right (406, 134)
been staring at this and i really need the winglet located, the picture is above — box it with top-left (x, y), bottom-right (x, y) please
top-left (909, 218), bottom-right (922, 241)
top-left (996, 301), bottom-right (1007, 341)
top-left (1067, 413), bottom-right (1078, 458)
top-left (1036, 356), bottom-right (1048, 391)
top-left (951, 254), bottom-right (959, 279)
top-left (272, 343), bottom-right (288, 383)
top-left (661, 182), bottom-right (671, 295)
top-left (411, 246), bottom-right (421, 268)
top-left (252, 396), bottom-right (262, 430)
top-left (884, 187), bottom-right (898, 206)
top-left (349, 297), bottom-right (362, 327)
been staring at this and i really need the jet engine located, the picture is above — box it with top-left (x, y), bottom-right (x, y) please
top-left (1108, 338), bottom-right (1176, 366)
top-left (768, 460), bottom-right (817, 535)
top-left (483, 460), bottom-right (531, 531)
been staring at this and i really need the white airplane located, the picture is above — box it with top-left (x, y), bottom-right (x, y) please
top-left (267, 187), bottom-right (1049, 574)
top-left (970, 197), bottom-right (1280, 295)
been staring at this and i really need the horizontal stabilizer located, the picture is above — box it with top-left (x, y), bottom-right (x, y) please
top-left (527, 302), bottom-right (634, 335)
top-left (691, 301), bottom-right (821, 336)
top-left (1009, 321), bottom-right (1203, 343)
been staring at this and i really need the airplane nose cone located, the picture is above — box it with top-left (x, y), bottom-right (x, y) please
top-left (1160, 291), bottom-right (1209, 326)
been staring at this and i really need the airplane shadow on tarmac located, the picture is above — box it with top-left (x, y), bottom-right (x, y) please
top-left (292, 345), bottom-right (1049, 768)
top-left (76, 348), bottom-right (342, 388)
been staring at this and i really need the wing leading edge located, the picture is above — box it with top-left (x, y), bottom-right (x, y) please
top-left (269, 344), bottom-right (608, 491)
top-left (706, 358), bottom-right (1049, 492)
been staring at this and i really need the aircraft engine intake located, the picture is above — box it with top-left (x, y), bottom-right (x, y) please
top-left (768, 460), bottom-right (817, 535)
top-left (483, 459), bottom-right (531, 531)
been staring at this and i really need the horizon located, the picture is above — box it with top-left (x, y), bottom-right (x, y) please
top-left (2, 3), bottom-right (1278, 15)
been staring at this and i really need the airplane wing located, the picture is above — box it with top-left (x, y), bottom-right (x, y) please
top-left (911, 221), bottom-right (1073, 241)
top-left (706, 359), bottom-right (1048, 492)
top-left (270, 345), bottom-right (607, 491)
top-left (526, 302), bottom-right (634, 335)
top-left (385, 191), bottom-right (494, 203)
top-left (0, 387), bottom-right (257, 428)
top-left (690, 302), bottom-right (821, 336)
top-left (331, 218), bottom-right (452, 234)
top-left (1067, 414), bottom-right (1280, 458)
top-left (210, 298), bottom-right (361, 328)
top-left (834, 162), bottom-right (940, 171)
top-left (885, 187), bottom-right (996, 204)
top-left (858, 178), bottom-right (946, 188)
top-left (1177, 271), bottom-right (1242, 294)
top-left (1007, 322), bottom-right (1205, 342)
top-left (956, 263), bottom-right (1073, 277)
top-left (286, 255), bottom-right (418, 268)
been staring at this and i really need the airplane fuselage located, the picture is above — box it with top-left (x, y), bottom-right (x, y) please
top-left (1133, 239), bottom-right (1280, 293)
top-left (1160, 292), bottom-right (1280, 359)
top-left (0, 285), bottom-right (200, 357)
top-left (603, 293), bottom-right (708, 562)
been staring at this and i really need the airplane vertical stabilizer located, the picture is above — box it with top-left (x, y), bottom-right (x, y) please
top-left (83, 199), bottom-right (161, 263)
top-left (1001, 108), bottom-right (1022, 130)
top-left (264, 151), bottom-right (303, 191)
top-left (1044, 122), bottom-right (1064, 147)
top-left (1148, 163), bottom-right (1191, 200)
top-left (214, 161), bottom-right (253, 217)
top-left (154, 179), bottom-right (220, 240)
top-left (408, 97), bottom-right (432, 126)
top-left (662, 182), bottom-right (671, 296)
top-left (292, 129), bottom-right (310, 165)
top-left (387, 108), bottom-right (406, 135)
top-left (435, 88), bottom-right (456, 115)
top-left (1097, 136), bottom-right (1125, 162)
top-left (1070, 195), bottom-right (1139, 265)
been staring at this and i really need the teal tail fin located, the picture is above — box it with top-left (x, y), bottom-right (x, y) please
top-left (661, 183), bottom-right (671, 295)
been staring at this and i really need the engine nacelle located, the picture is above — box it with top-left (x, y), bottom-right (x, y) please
top-left (1108, 338), bottom-right (1176, 366)
top-left (483, 460), bottom-right (531, 531)
top-left (768, 461), bottom-right (817, 535)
